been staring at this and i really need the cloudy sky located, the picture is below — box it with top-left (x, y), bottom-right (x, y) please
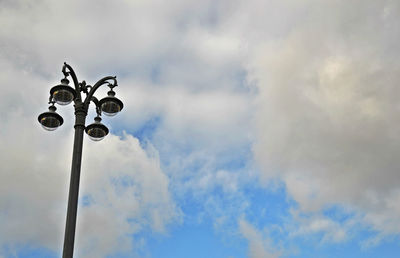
top-left (1, 0), bottom-right (400, 257)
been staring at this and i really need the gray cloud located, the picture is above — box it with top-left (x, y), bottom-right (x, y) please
top-left (249, 0), bottom-right (400, 238)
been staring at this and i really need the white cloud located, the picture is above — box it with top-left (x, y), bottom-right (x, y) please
top-left (76, 133), bottom-right (178, 257)
top-left (239, 219), bottom-right (280, 258)
top-left (290, 214), bottom-right (350, 243)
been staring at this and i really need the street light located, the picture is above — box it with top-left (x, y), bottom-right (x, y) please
top-left (38, 62), bottom-right (123, 258)
top-left (38, 104), bottom-right (64, 131)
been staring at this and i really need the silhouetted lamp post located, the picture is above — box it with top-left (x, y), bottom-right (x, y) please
top-left (38, 63), bottom-right (123, 257)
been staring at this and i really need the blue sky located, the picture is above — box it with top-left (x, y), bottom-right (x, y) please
top-left (1, 0), bottom-right (400, 257)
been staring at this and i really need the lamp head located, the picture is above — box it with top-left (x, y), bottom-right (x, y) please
top-left (85, 116), bottom-right (109, 141)
top-left (50, 78), bottom-right (77, 105)
top-left (99, 90), bottom-right (123, 117)
top-left (38, 105), bottom-right (64, 131)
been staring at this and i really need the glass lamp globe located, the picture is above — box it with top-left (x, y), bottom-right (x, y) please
top-left (85, 116), bottom-right (109, 141)
top-left (38, 105), bottom-right (64, 131)
top-left (50, 78), bottom-right (77, 105)
top-left (99, 90), bottom-right (123, 116)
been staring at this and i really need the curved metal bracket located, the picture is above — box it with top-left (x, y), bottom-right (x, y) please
top-left (63, 62), bottom-right (83, 103)
top-left (90, 96), bottom-right (101, 116)
top-left (83, 76), bottom-right (117, 107)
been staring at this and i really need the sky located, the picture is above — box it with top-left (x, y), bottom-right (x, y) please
top-left (1, 0), bottom-right (400, 257)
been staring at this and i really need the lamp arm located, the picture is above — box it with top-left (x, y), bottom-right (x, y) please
top-left (89, 96), bottom-right (102, 116)
top-left (83, 76), bottom-right (117, 107)
top-left (62, 62), bottom-right (83, 103)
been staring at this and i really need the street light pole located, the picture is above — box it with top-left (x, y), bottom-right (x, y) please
top-left (63, 104), bottom-right (86, 258)
top-left (38, 63), bottom-right (124, 258)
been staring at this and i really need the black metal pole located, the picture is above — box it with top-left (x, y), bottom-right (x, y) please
top-left (62, 106), bottom-right (87, 258)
